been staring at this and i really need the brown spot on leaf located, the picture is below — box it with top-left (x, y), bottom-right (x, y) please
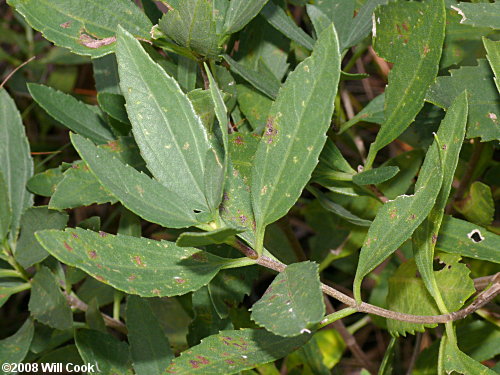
top-left (95, 275), bottom-right (107, 282)
top-left (423, 45), bottom-right (430, 56)
top-left (191, 252), bottom-right (208, 262)
top-left (174, 277), bottom-right (186, 284)
top-left (105, 140), bottom-right (121, 152)
top-left (196, 356), bottom-right (209, 364)
top-left (225, 360), bottom-right (235, 365)
top-left (189, 360), bottom-right (200, 369)
top-left (151, 288), bottom-right (161, 295)
top-left (79, 33), bottom-right (116, 49)
top-left (133, 256), bottom-right (145, 267)
top-left (88, 250), bottom-right (98, 259)
top-left (442, 144), bottom-right (447, 150)
top-left (389, 209), bottom-right (397, 220)
top-left (402, 22), bottom-right (409, 31)
top-left (60, 21), bottom-right (72, 29)
top-left (409, 214), bottom-right (416, 220)
top-left (432, 234), bottom-right (438, 244)
top-left (264, 117), bottom-right (278, 144)
top-left (233, 136), bottom-right (244, 145)
top-left (63, 241), bottom-right (73, 252)
top-left (128, 274), bottom-right (137, 281)
top-left (98, 231), bottom-right (108, 237)
top-left (71, 232), bottom-right (79, 239)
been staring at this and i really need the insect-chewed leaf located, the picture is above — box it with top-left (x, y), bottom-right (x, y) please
top-left (436, 216), bottom-right (500, 263)
top-left (116, 27), bottom-right (213, 212)
top-left (35, 228), bottom-right (228, 297)
top-left (28, 84), bottom-right (114, 144)
top-left (353, 94), bottom-right (469, 300)
top-left (483, 37), bottom-right (500, 92)
top-left (165, 328), bottom-right (311, 374)
top-left (6, 0), bottom-right (152, 58)
top-left (71, 133), bottom-right (199, 229)
top-left (426, 60), bottom-right (500, 141)
top-left (451, 2), bottom-right (500, 30)
top-left (251, 262), bottom-right (325, 337)
top-left (251, 25), bottom-right (340, 252)
top-left (0, 89), bottom-right (33, 240)
top-left (366, 0), bottom-right (445, 167)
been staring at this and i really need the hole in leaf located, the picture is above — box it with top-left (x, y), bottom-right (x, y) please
top-left (467, 229), bottom-right (484, 243)
top-left (193, 209), bottom-right (202, 214)
top-left (432, 259), bottom-right (446, 271)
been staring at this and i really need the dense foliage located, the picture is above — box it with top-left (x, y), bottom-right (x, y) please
top-left (1, 0), bottom-right (499, 374)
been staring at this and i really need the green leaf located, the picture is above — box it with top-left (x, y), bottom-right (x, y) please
top-left (71, 133), bottom-right (199, 229)
top-left (313, 139), bottom-right (356, 183)
top-left (236, 85), bottom-right (273, 132)
top-left (75, 329), bottom-right (132, 375)
top-left (27, 165), bottom-right (67, 197)
top-left (93, 54), bottom-right (121, 94)
top-left (223, 0), bottom-right (270, 34)
top-left (426, 60), bottom-right (500, 141)
top-left (436, 216), bottom-right (500, 264)
top-left (251, 261), bottom-right (325, 337)
top-left (28, 84), bottom-right (114, 144)
top-left (14, 207), bottom-right (68, 268)
top-left (386, 255), bottom-right (475, 336)
top-left (343, 0), bottom-right (389, 49)
top-left (378, 150), bottom-right (424, 200)
top-left (187, 286), bottom-right (233, 346)
top-left (0, 171), bottom-right (11, 242)
top-left (188, 89), bottom-right (218, 130)
top-left (439, 331), bottom-right (496, 375)
top-left (309, 187), bottom-right (372, 227)
top-left (352, 166), bottom-right (399, 186)
top-left (223, 54), bottom-right (280, 99)
top-left (261, 1), bottom-right (315, 50)
top-left (0, 89), bottom-right (33, 240)
top-left (251, 25), bottom-right (341, 253)
top-left (484, 37), bottom-right (500, 92)
top-left (220, 133), bottom-right (259, 230)
top-left (127, 296), bottom-right (174, 375)
top-left (49, 160), bottom-right (117, 210)
top-left (36, 228), bottom-right (229, 297)
top-left (177, 227), bottom-right (245, 248)
top-left (354, 95), bottom-right (465, 300)
top-left (7, 0), bottom-right (152, 58)
top-left (166, 328), bottom-right (311, 374)
top-left (412, 92), bottom-right (468, 307)
top-left (0, 319), bottom-right (34, 375)
top-left (158, 0), bottom-right (220, 58)
top-left (116, 27), bottom-right (213, 212)
top-left (28, 266), bottom-right (73, 330)
top-left (454, 181), bottom-right (494, 227)
top-left (340, 93), bottom-right (385, 134)
top-left (365, 0), bottom-right (446, 167)
top-left (378, 337), bottom-right (396, 375)
top-left (85, 298), bottom-right (107, 332)
top-left (177, 56), bottom-right (198, 92)
top-left (97, 92), bottom-right (130, 126)
top-left (451, 3), bottom-right (500, 30)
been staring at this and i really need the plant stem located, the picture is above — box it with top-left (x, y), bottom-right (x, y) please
top-left (318, 307), bottom-right (357, 329)
top-left (256, 255), bottom-right (500, 324)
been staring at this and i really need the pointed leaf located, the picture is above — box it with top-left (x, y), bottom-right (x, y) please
top-left (36, 228), bottom-right (229, 297)
top-left (261, 1), bottom-right (314, 50)
top-left (436, 216), bottom-right (500, 263)
top-left (49, 160), bottom-right (117, 210)
top-left (117, 27), bottom-right (212, 211)
top-left (223, 54), bottom-right (280, 99)
top-left (97, 92), bottom-right (130, 125)
top-left (28, 84), bottom-right (114, 144)
top-left (251, 25), bottom-right (341, 250)
top-left (177, 227), bottom-right (245, 248)
top-left (251, 261), bottom-right (325, 337)
top-left (378, 150), bottom-right (424, 200)
top-left (426, 60), bottom-right (500, 141)
top-left (15, 207), bottom-right (68, 268)
top-left (177, 56), bottom-right (198, 92)
top-left (85, 298), bottom-right (107, 332)
top-left (6, 0), bottom-right (152, 58)
top-left (340, 93), bottom-right (385, 134)
top-left (166, 329), bottom-right (311, 374)
top-left (0, 89), bottom-right (33, 240)
top-left (483, 37), bottom-right (500, 92)
top-left (353, 95), bottom-right (465, 299)
top-left (71, 133), bottom-right (199, 229)
top-left (158, 0), bottom-right (220, 58)
top-left (352, 166), bottom-right (399, 186)
top-left (454, 181), bottom-right (494, 227)
top-left (236, 84), bottom-right (273, 132)
top-left (0, 319), bottom-right (34, 374)
top-left (75, 329), bottom-right (132, 375)
top-left (412, 92), bottom-right (468, 303)
top-left (451, 3), bottom-right (500, 30)
top-left (27, 165), bottom-right (67, 197)
top-left (366, 0), bottom-right (445, 167)
top-left (127, 296), bottom-right (174, 375)
top-left (344, 0), bottom-right (389, 49)
top-left (223, 0), bottom-right (270, 34)
top-left (29, 267), bottom-right (73, 330)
